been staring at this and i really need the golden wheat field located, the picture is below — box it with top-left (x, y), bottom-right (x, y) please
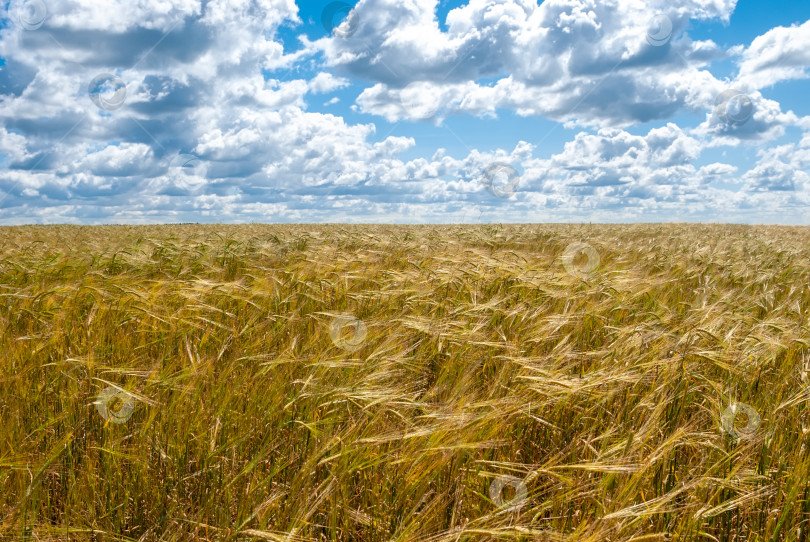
top-left (1, 223), bottom-right (810, 541)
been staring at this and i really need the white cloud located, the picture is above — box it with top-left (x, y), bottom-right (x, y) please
top-left (11, 0), bottom-right (202, 33)
top-left (308, 72), bottom-right (349, 93)
top-left (737, 19), bottom-right (810, 90)
top-left (69, 143), bottom-right (155, 177)
top-left (0, 0), bottom-right (808, 224)
top-left (323, 0), bottom-right (747, 127)
top-left (742, 142), bottom-right (810, 192)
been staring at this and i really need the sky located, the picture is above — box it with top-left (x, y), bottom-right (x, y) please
top-left (1, 0), bottom-right (809, 225)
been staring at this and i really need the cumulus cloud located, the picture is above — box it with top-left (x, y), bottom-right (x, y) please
top-left (0, 0), bottom-right (402, 221)
top-left (742, 141), bottom-right (810, 192)
top-left (325, 0), bottom-right (750, 127)
top-left (0, 0), bottom-right (808, 224)
top-left (737, 19), bottom-right (810, 90)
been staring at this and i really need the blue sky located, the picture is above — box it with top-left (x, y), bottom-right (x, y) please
top-left (1, 0), bottom-right (809, 224)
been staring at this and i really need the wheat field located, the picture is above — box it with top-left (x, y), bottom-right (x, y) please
top-left (1, 224), bottom-right (809, 541)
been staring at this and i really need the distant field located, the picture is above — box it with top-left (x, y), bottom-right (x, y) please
top-left (2, 224), bottom-right (810, 541)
